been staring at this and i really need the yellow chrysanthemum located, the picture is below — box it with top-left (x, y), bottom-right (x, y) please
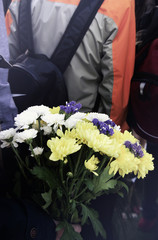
top-left (136, 150), bottom-right (154, 178)
top-left (50, 106), bottom-right (60, 114)
top-left (75, 121), bottom-right (120, 158)
top-left (121, 130), bottom-right (140, 144)
top-left (47, 136), bottom-right (81, 161)
top-left (88, 134), bottom-right (121, 158)
top-left (57, 128), bottom-right (77, 139)
top-left (109, 146), bottom-right (140, 177)
top-left (75, 121), bottom-right (99, 144)
top-left (111, 129), bottom-right (123, 142)
top-left (111, 130), bottom-right (138, 145)
top-left (84, 155), bottom-right (99, 176)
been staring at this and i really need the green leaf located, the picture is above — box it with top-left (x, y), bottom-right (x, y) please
top-left (41, 189), bottom-right (52, 209)
top-left (31, 166), bottom-right (58, 189)
top-left (117, 191), bottom-right (124, 198)
top-left (81, 204), bottom-right (106, 239)
top-left (93, 165), bottom-right (115, 193)
top-left (103, 179), bottom-right (117, 190)
top-left (79, 192), bottom-right (96, 203)
top-left (85, 179), bottom-right (94, 191)
top-left (70, 209), bottom-right (79, 224)
top-left (25, 156), bottom-right (30, 168)
top-left (114, 180), bottom-right (129, 198)
top-left (57, 187), bottom-right (63, 199)
top-left (117, 180), bottom-right (129, 193)
top-left (71, 199), bottom-right (77, 212)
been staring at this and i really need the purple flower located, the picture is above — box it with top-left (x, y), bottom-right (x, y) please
top-left (105, 120), bottom-right (115, 128)
top-left (92, 118), bottom-right (114, 136)
top-left (92, 118), bottom-right (100, 127)
top-left (124, 141), bottom-right (131, 149)
top-left (60, 101), bottom-right (82, 114)
top-left (124, 141), bottom-right (144, 158)
top-left (100, 123), bottom-right (114, 136)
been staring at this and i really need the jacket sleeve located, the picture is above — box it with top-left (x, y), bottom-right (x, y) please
top-left (98, 0), bottom-right (136, 131)
top-left (0, 81), bottom-right (17, 130)
top-left (5, 0), bottom-right (21, 62)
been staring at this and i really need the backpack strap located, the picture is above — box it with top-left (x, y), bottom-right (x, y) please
top-left (50, 0), bottom-right (104, 73)
top-left (18, 0), bottom-right (34, 53)
top-left (18, 0), bottom-right (104, 72)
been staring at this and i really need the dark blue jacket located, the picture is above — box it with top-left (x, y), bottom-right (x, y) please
top-left (0, 198), bottom-right (56, 240)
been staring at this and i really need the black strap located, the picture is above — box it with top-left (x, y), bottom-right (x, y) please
top-left (2, 0), bottom-right (11, 14)
top-left (18, 0), bottom-right (104, 72)
top-left (50, 0), bottom-right (104, 72)
top-left (18, 0), bottom-right (34, 53)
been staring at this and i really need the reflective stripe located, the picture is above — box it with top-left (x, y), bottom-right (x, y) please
top-left (5, 10), bottom-right (12, 36)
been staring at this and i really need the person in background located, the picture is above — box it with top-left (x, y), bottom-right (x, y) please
top-left (6, 0), bottom-right (136, 239)
top-left (0, 0), bottom-right (18, 194)
top-left (135, 0), bottom-right (155, 32)
top-left (131, 0), bottom-right (158, 232)
top-left (6, 0), bottom-right (135, 132)
top-left (0, 0), bottom-right (17, 131)
top-left (0, 2), bottom-right (64, 239)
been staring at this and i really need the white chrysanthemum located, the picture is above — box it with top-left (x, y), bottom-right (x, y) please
top-left (0, 128), bottom-right (17, 148)
top-left (0, 140), bottom-right (18, 148)
top-left (114, 125), bottom-right (121, 131)
top-left (70, 112), bottom-right (86, 120)
top-left (85, 112), bottom-right (110, 122)
top-left (41, 126), bottom-right (52, 135)
top-left (64, 112), bottom-right (86, 129)
top-left (1, 141), bottom-right (10, 148)
top-left (0, 128), bottom-right (16, 140)
top-left (41, 113), bottom-right (65, 126)
top-left (31, 147), bottom-right (44, 156)
top-left (53, 124), bottom-right (63, 133)
top-left (14, 129), bottom-right (38, 143)
top-left (27, 105), bottom-right (50, 117)
top-left (14, 110), bottom-right (38, 129)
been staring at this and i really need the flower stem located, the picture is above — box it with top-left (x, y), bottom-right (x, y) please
top-left (98, 156), bottom-right (110, 173)
top-left (73, 170), bottom-right (87, 199)
top-left (74, 146), bottom-right (83, 176)
top-left (59, 161), bottom-right (64, 184)
top-left (38, 119), bottom-right (43, 147)
top-left (11, 143), bottom-right (27, 179)
top-left (68, 146), bottom-right (84, 196)
top-left (74, 185), bottom-right (87, 200)
top-left (67, 155), bottom-right (73, 172)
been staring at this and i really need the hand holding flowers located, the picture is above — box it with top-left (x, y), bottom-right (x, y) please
top-left (0, 101), bottom-right (154, 239)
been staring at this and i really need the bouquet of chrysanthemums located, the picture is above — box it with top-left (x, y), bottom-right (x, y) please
top-left (0, 101), bottom-right (154, 239)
